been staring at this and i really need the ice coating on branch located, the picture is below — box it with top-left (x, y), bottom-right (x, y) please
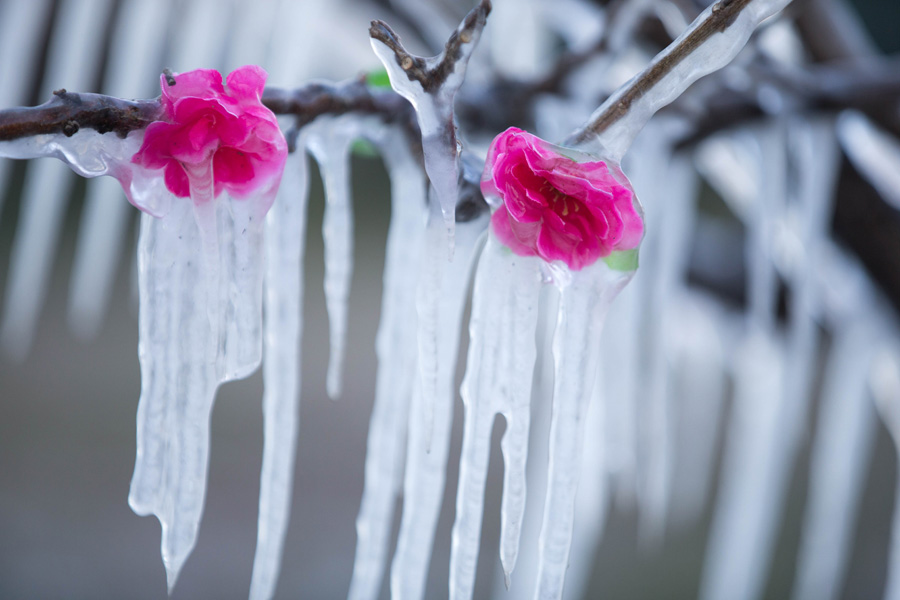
top-left (577, 0), bottom-right (795, 160)
top-left (391, 211), bottom-right (487, 600)
top-left (249, 142), bottom-right (311, 600)
top-left (349, 130), bottom-right (427, 600)
top-left (449, 233), bottom-right (543, 600)
top-left (370, 1), bottom-right (489, 252)
top-left (307, 118), bottom-right (363, 400)
top-left (535, 260), bottom-right (635, 600)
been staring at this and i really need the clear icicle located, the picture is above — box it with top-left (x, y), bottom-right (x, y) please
top-left (449, 233), bottom-right (543, 600)
top-left (349, 133), bottom-right (427, 600)
top-left (67, 0), bottom-right (171, 339)
top-left (130, 188), bottom-right (268, 590)
top-left (307, 123), bottom-right (357, 400)
top-left (490, 285), bottom-right (560, 600)
top-left (791, 318), bottom-right (878, 600)
top-left (128, 200), bottom-right (220, 590)
top-left (534, 262), bottom-right (634, 600)
top-left (390, 210), bottom-right (488, 600)
top-left (249, 145), bottom-right (311, 600)
top-left (415, 203), bottom-right (449, 452)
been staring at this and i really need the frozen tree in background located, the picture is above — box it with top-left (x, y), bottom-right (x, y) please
top-left (1, 0), bottom-right (899, 599)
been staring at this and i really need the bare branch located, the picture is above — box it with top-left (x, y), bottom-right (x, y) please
top-left (0, 91), bottom-right (161, 142)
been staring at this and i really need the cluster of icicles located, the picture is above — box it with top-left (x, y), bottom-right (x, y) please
top-left (0, 108), bottom-right (639, 600)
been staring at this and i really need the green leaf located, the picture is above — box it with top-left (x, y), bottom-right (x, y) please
top-left (351, 138), bottom-right (379, 157)
top-left (366, 69), bottom-right (391, 89)
top-left (603, 248), bottom-right (639, 271)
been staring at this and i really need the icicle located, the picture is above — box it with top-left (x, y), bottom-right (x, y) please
top-left (534, 261), bottom-right (635, 600)
top-left (67, 0), bottom-right (171, 338)
top-left (349, 131), bottom-right (427, 600)
top-left (129, 184), bottom-right (269, 590)
top-left (370, 1), bottom-right (489, 251)
top-left (307, 120), bottom-right (358, 400)
top-left (249, 143), bottom-right (310, 600)
top-left (415, 203), bottom-right (449, 452)
top-left (490, 285), bottom-right (560, 600)
top-left (128, 199), bottom-right (218, 590)
top-left (447, 233), bottom-right (542, 600)
top-left (390, 210), bottom-right (488, 600)
top-left (791, 318), bottom-right (878, 600)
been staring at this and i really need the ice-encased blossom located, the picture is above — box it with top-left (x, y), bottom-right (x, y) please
top-left (131, 65), bottom-right (287, 203)
top-left (481, 127), bottom-right (643, 270)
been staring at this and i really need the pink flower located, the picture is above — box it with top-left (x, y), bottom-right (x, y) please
top-left (131, 66), bottom-right (287, 201)
top-left (481, 127), bottom-right (643, 270)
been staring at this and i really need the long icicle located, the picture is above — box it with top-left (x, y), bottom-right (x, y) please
top-left (449, 232), bottom-right (543, 600)
top-left (349, 131), bottom-right (427, 600)
top-left (308, 121), bottom-right (356, 400)
top-left (390, 210), bottom-right (488, 600)
top-left (249, 143), bottom-right (311, 600)
top-left (534, 263), bottom-right (634, 600)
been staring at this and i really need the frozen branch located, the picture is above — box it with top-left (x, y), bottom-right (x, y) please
top-left (569, 0), bottom-right (794, 158)
top-left (368, 0), bottom-right (491, 93)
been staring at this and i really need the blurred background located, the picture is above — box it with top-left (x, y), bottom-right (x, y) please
top-left (1, 0), bottom-right (899, 599)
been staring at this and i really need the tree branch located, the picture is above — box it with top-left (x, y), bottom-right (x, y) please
top-left (0, 90), bottom-right (161, 142)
